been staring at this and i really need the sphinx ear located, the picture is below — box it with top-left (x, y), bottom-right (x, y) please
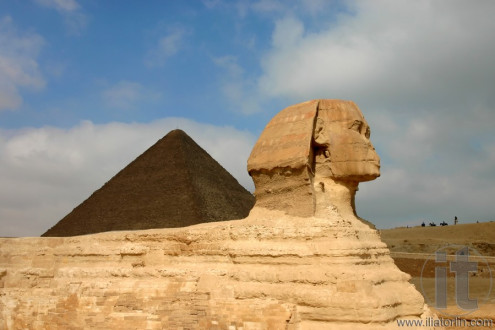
top-left (313, 117), bottom-right (329, 146)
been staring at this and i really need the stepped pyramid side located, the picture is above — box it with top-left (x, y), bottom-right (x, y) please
top-left (42, 129), bottom-right (254, 237)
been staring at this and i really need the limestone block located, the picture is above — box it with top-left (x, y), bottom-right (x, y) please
top-left (0, 209), bottom-right (437, 329)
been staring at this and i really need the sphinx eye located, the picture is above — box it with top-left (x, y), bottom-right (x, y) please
top-left (365, 127), bottom-right (371, 139)
top-left (349, 120), bottom-right (362, 132)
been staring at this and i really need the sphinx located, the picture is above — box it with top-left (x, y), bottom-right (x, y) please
top-left (0, 100), bottom-right (437, 329)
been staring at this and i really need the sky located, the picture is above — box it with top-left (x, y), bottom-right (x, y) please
top-left (1, 0), bottom-right (494, 237)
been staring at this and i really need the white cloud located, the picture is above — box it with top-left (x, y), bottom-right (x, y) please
top-left (202, 0), bottom-right (222, 9)
top-left (251, 0), bottom-right (495, 228)
top-left (271, 16), bottom-right (304, 49)
top-left (33, 0), bottom-right (87, 34)
top-left (356, 106), bottom-right (495, 228)
top-left (101, 80), bottom-right (161, 110)
top-left (250, 0), bottom-right (285, 13)
top-left (0, 119), bottom-right (256, 237)
top-left (204, 0), bottom-right (339, 19)
top-left (213, 55), bottom-right (263, 114)
top-left (0, 16), bottom-right (45, 111)
top-left (145, 28), bottom-right (187, 67)
top-left (34, 0), bottom-right (80, 12)
top-left (62, 12), bottom-right (87, 35)
top-left (258, 1), bottom-right (495, 107)
top-left (214, 55), bottom-right (243, 77)
top-left (297, 0), bottom-right (327, 15)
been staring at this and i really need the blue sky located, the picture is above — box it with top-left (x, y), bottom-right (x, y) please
top-left (1, 0), bottom-right (495, 236)
top-left (1, 1), bottom-right (274, 128)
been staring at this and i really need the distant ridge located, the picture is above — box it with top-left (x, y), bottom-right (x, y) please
top-left (380, 221), bottom-right (495, 256)
top-left (42, 129), bottom-right (255, 237)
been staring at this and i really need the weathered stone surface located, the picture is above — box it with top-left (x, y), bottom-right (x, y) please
top-left (0, 100), bottom-right (438, 329)
top-left (0, 208), bottom-right (435, 329)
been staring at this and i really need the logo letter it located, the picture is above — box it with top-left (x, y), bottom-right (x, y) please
top-left (435, 251), bottom-right (447, 309)
top-left (450, 247), bottom-right (478, 310)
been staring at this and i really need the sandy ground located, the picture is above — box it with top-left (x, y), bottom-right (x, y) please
top-left (380, 221), bottom-right (495, 255)
top-left (381, 222), bottom-right (495, 329)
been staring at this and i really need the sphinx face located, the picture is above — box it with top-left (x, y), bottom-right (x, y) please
top-left (313, 101), bottom-right (380, 182)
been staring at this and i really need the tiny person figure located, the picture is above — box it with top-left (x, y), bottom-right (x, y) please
top-left (454, 216), bottom-right (458, 225)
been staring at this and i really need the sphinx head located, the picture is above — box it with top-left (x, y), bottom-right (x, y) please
top-left (247, 99), bottom-right (380, 217)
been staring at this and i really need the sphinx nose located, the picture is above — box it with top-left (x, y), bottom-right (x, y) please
top-left (367, 143), bottom-right (380, 162)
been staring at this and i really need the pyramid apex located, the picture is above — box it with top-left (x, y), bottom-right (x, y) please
top-left (164, 129), bottom-right (191, 139)
top-left (167, 128), bottom-right (187, 135)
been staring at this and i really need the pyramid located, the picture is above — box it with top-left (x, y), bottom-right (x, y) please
top-left (42, 129), bottom-right (255, 237)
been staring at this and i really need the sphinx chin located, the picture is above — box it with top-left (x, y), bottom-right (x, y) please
top-left (338, 171), bottom-right (381, 183)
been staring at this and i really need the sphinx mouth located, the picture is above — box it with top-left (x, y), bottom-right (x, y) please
top-left (365, 160), bottom-right (380, 168)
